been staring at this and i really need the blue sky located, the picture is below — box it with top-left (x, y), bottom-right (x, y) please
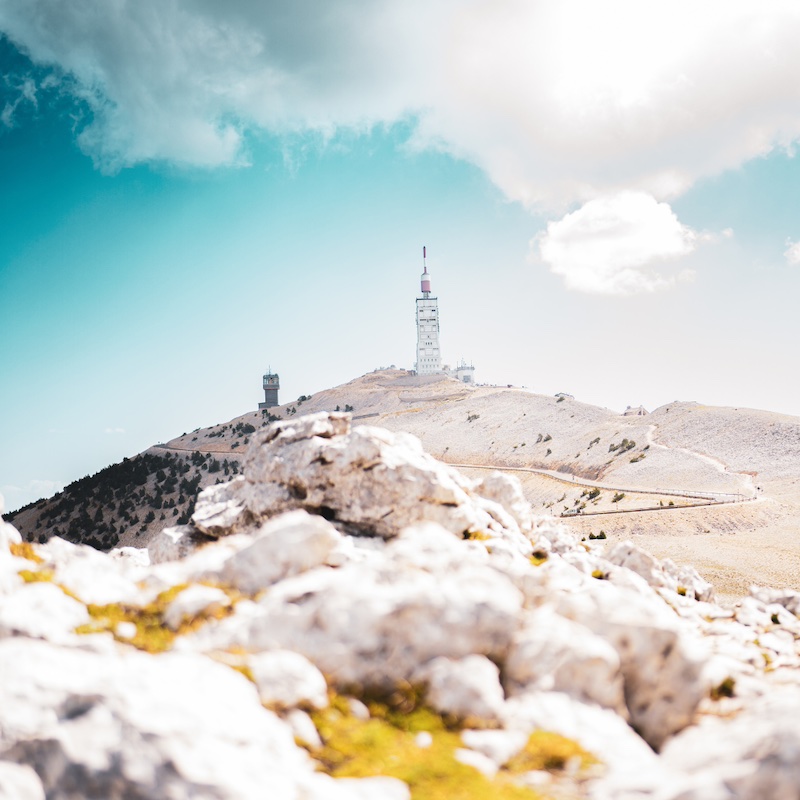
top-left (1, 1), bottom-right (799, 511)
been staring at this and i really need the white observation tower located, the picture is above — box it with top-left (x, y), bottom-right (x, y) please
top-left (415, 246), bottom-right (442, 374)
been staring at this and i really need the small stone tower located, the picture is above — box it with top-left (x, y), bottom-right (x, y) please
top-left (259, 369), bottom-right (280, 410)
top-left (415, 246), bottom-right (442, 375)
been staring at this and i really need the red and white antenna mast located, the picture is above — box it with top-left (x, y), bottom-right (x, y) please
top-left (420, 245), bottom-right (431, 295)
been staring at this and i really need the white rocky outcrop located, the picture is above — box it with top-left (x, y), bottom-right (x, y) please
top-left (412, 654), bottom-right (506, 721)
top-left (605, 541), bottom-right (714, 602)
top-left (247, 650), bottom-right (329, 710)
top-left (552, 576), bottom-right (708, 750)
top-left (2, 413), bottom-right (800, 799)
top-left (163, 584), bottom-right (231, 630)
top-left (217, 510), bottom-right (341, 593)
top-left (504, 605), bottom-right (627, 716)
top-left (191, 412), bottom-right (534, 553)
top-left (183, 522), bottom-right (524, 688)
top-left (0, 761), bottom-right (44, 800)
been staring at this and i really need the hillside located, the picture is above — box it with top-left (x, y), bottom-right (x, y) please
top-left (9, 369), bottom-right (800, 599)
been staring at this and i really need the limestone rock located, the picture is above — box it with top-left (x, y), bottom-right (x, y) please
top-left (504, 691), bottom-right (670, 798)
top-left (163, 584), bottom-right (231, 630)
top-left (605, 541), bottom-right (713, 601)
top-left (147, 524), bottom-right (210, 563)
top-left (661, 688), bottom-right (800, 799)
top-left (459, 729), bottom-right (529, 769)
top-left (749, 584), bottom-right (800, 616)
top-left (217, 510), bottom-right (341, 593)
top-left (531, 519), bottom-right (582, 555)
top-left (333, 776), bottom-right (411, 800)
top-left (0, 762), bottom-right (44, 800)
top-left (188, 523), bottom-right (524, 688)
top-left (472, 471), bottom-right (534, 535)
top-left (5, 412), bottom-right (800, 799)
top-left (0, 520), bottom-right (21, 550)
top-left (454, 746), bottom-right (499, 778)
top-left (0, 637), bottom-right (320, 799)
top-left (146, 531), bottom-right (253, 590)
top-left (0, 582), bottom-right (89, 643)
top-left (108, 546), bottom-right (151, 567)
top-left (248, 650), bottom-right (329, 710)
top-left (0, 554), bottom-right (23, 596)
top-left (192, 412), bottom-right (531, 546)
top-left (191, 477), bottom-right (252, 537)
top-left (34, 537), bottom-right (143, 606)
top-left (284, 708), bottom-right (322, 748)
top-left (412, 655), bottom-right (505, 721)
top-left (553, 579), bottom-right (708, 750)
top-left (504, 605), bottom-right (627, 717)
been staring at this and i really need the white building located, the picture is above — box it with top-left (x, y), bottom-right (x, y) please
top-left (454, 359), bottom-right (475, 384)
top-left (415, 247), bottom-right (442, 375)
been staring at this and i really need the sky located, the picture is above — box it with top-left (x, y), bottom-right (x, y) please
top-left (1, 0), bottom-right (799, 511)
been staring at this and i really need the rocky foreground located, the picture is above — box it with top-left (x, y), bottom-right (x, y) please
top-left (2, 412), bottom-right (800, 799)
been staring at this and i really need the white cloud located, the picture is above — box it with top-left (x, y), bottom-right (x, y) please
top-left (1, 0), bottom-right (800, 202)
top-left (784, 239), bottom-right (800, 265)
top-left (535, 192), bottom-right (697, 295)
top-left (0, 0), bottom-right (798, 297)
top-left (103, 427), bottom-right (126, 435)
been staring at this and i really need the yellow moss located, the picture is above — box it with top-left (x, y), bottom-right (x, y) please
top-left (77, 602), bottom-right (176, 653)
top-left (529, 552), bottom-right (549, 567)
top-left (19, 568), bottom-right (54, 583)
top-left (464, 530), bottom-right (493, 542)
top-left (75, 583), bottom-right (237, 653)
top-left (17, 563), bottom-right (83, 603)
top-left (308, 691), bottom-right (596, 800)
top-left (230, 663), bottom-right (256, 684)
top-left (503, 731), bottom-right (597, 774)
top-left (9, 541), bottom-right (44, 563)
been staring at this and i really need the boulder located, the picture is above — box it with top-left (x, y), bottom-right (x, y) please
top-left (108, 546), bottom-right (151, 567)
top-left (0, 582), bottom-right (89, 643)
top-left (217, 510), bottom-right (341, 593)
top-left (504, 691), bottom-right (670, 798)
top-left (661, 688), bottom-right (800, 799)
top-left (412, 655), bottom-right (505, 721)
top-left (0, 762), bottom-right (44, 800)
top-left (147, 525), bottom-right (210, 564)
top-left (472, 471), bottom-right (534, 535)
top-left (553, 578), bottom-right (708, 749)
top-left (247, 650), bottom-right (329, 710)
top-left (163, 584), bottom-right (231, 630)
top-left (504, 604), bottom-right (627, 717)
top-left (34, 537), bottom-right (144, 606)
